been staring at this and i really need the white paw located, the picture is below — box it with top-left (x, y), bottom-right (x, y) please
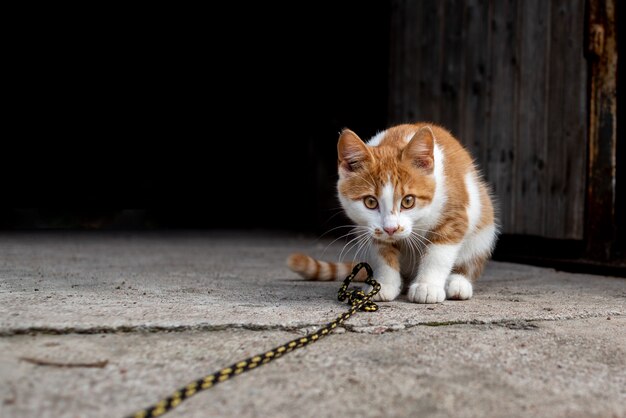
top-left (363, 283), bottom-right (401, 302)
top-left (407, 283), bottom-right (446, 304)
top-left (445, 274), bottom-right (473, 300)
top-left (372, 283), bottom-right (401, 302)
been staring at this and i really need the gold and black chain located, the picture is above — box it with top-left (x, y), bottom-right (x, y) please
top-left (128, 262), bottom-right (380, 418)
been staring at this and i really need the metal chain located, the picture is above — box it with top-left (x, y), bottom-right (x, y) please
top-left (128, 262), bottom-right (380, 418)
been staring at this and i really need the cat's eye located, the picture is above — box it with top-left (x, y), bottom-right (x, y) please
top-left (401, 195), bottom-right (416, 209)
top-left (363, 196), bottom-right (378, 209)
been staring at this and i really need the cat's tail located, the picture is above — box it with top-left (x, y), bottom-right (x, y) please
top-left (287, 253), bottom-right (365, 281)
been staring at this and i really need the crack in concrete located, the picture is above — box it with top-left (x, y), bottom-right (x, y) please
top-left (0, 312), bottom-right (620, 337)
top-left (0, 323), bottom-right (310, 337)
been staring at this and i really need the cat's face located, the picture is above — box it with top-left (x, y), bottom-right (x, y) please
top-left (337, 128), bottom-right (436, 244)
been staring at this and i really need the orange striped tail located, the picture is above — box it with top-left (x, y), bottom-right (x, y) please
top-left (287, 253), bottom-right (366, 281)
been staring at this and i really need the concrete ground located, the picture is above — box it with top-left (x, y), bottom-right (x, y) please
top-left (0, 232), bottom-right (624, 418)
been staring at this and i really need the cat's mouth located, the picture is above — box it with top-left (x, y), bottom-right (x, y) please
top-left (372, 230), bottom-right (408, 243)
top-left (375, 237), bottom-right (399, 244)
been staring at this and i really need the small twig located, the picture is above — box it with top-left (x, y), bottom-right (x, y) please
top-left (19, 357), bottom-right (108, 368)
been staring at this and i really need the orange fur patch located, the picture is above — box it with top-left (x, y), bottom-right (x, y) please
top-left (453, 253), bottom-right (490, 282)
top-left (287, 253), bottom-right (309, 272)
top-left (378, 244), bottom-right (401, 271)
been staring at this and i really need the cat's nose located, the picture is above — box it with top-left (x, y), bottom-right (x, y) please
top-left (383, 226), bottom-right (399, 236)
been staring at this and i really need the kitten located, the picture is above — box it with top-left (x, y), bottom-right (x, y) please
top-left (288, 123), bottom-right (497, 303)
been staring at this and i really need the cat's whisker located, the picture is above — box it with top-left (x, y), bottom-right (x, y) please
top-left (352, 234), bottom-right (372, 265)
top-left (346, 226), bottom-right (373, 261)
top-left (320, 208), bottom-right (349, 226)
top-left (317, 224), bottom-right (359, 240)
top-left (362, 238), bottom-right (374, 259)
top-left (405, 234), bottom-right (421, 265)
top-left (412, 227), bottom-right (447, 239)
top-left (350, 230), bottom-right (371, 257)
top-left (410, 232), bottom-right (427, 248)
top-left (413, 235), bottom-right (425, 258)
top-left (323, 228), bottom-right (366, 259)
top-left (316, 225), bottom-right (362, 256)
top-left (348, 237), bottom-right (365, 265)
top-left (323, 229), bottom-right (358, 250)
top-left (400, 238), bottom-right (412, 268)
top-left (411, 231), bottom-right (435, 247)
top-left (408, 233), bottom-right (426, 258)
top-left (405, 235), bottom-right (419, 267)
top-left (338, 229), bottom-right (370, 262)
top-left (341, 234), bottom-right (368, 264)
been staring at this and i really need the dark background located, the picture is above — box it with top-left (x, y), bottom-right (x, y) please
top-left (3, 2), bottom-right (391, 231)
top-left (3, 2), bottom-right (624, 275)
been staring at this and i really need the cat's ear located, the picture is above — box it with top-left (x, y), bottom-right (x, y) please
top-left (337, 129), bottom-right (371, 173)
top-left (402, 127), bottom-right (435, 173)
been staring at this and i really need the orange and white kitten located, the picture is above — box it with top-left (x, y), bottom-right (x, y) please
top-left (288, 123), bottom-right (497, 303)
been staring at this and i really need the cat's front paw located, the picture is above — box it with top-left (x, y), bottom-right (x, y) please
top-left (445, 274), bottom-right (473, 300)
top-left (407, 283), bottom-right (445, 304)
top-left (372, 283), bottom-right (401, 302)
top-left (363, 283), bottom-right (401, 302)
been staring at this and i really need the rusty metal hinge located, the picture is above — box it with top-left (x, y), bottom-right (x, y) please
top-left (588, 23), bottom-right (604, 56)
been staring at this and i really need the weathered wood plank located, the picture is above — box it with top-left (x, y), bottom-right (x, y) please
top-left (388, 0), bottom-right (403, 124)
top-left (487, 0), bottom-right (518, 234)
top-left (403, 0), bottom-right (422, 122)
top-left (438, 0), bottom-right (465, 136)
top-left (545, 0), bottom-right (587, 239)
top-left (512, 0), bottom-right (550, 236)
top-left (415, 0), bottom-right (444, 122)
top-left (389, 0), bottom-right (423, 124)
top-left (460, 0), bottom-right (491, 165)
